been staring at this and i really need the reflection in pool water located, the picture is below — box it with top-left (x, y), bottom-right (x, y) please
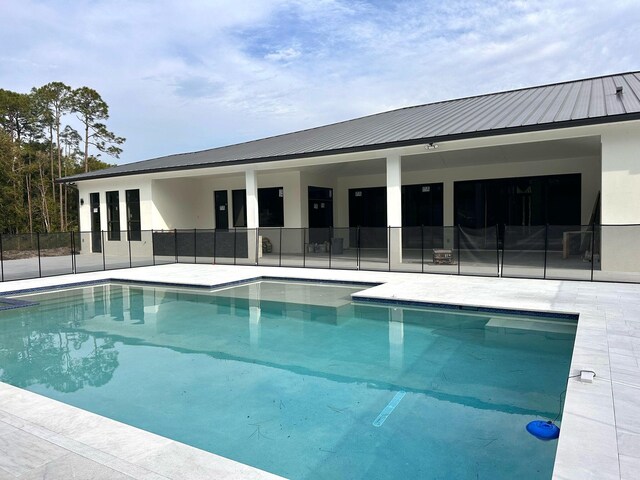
top-left (0, 281), bottom-right (576, 480)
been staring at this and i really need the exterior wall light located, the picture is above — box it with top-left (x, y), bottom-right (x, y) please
top-left (425, 143), bottom-right (439, 150)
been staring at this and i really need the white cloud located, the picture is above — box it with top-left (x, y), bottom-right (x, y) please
top-left (0, 0), bottom-right (638, 164)
top-left (265, 47), bottom-right (302, 62)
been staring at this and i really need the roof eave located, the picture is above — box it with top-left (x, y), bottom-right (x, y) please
top-left (58, 113), bottom-right (640, 184)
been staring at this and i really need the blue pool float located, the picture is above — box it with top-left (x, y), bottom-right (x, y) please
top-left (526, 420), bottom-right (560, 440)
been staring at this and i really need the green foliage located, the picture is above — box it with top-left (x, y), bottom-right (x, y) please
top-left (0, 83), bottom-right (125, 233)
top-left (0, 131), bottom-right (21, 233)
top-left (0, 89), bottom-right (33, 142)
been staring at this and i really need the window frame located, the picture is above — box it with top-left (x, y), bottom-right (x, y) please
top-left (106, 190), bottom-right (121, 241)
top-left (232, 187), bottom-right (285, 228)
top-left (258, 187), bottom-right (284, 227)
top-left (126, 189), bottom-right (141, 241)
top-left (232, 189), bottom-right (247, 227)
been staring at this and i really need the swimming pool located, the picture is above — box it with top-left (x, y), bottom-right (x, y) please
top-left (0, 280), bottom-right (575, 479)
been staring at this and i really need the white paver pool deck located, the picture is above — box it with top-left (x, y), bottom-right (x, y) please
top-left (0, 264), bottom-right (638, 479)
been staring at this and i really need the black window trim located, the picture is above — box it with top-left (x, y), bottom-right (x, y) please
top-left (106, 190), bottom-right (121, 241)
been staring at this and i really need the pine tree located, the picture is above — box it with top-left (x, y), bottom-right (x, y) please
top-left (72, 87), bottom-right (125, 172)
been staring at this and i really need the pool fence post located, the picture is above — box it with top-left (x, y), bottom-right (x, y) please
top-left (387, 227), bottom-right (391, 272)
top-left (151, 230), bottom-right (156, 266)
top-left (543, 225), bottom-right (549, 279)
top-left (254, 228), bottom-right (259, 266)
top-left (70, 231), bottom-right (76, 274)
top-left (37, 232), bottom-right (42, 278)
top-left (254, 227), bottom-right (264, 266)
top-left (0, 233), bottom-right (4, 282)
top-left (357, 226), bottom-right (361, 270)
top-left (500, 225), bottom-right (506, 277)
top-left (213, 229), bottom-right (217, 265)
top-left (102, 230), bottom-right (106, 270)
top-left (174, 228), bottom-right (178, 263)
top-left (421, 225), bottom-right (425, 274)
top-left (278, 228), bottom-right (282, 267)
top-left (233, 228), bottom-right (237, 265)
top-left (194, 228), bottom-right (197, 264)
top-left (590, 223), bottom-right (596, 282)
top-left (457, 225), bottom-right (461, 275)
top-left (328, 227), bottom-right (332, 269)
top-left (495, 224), bottom-right (500, 277)
top-left (128, 230), bottom-right (132, 268)
top-left (303, 228), bottom-right (306, 268)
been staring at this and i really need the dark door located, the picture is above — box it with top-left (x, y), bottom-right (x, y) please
top-left (308, 186), bottom-right (334, 244)
top-left (90, 192), bottom-right (101, 253)
top-left (348, 187), bottom-right (387, 248)
top-left (349, 187), bottom-right (387, 228)
top-left (214, 190), bottom-right (229, 230)
top-left (401, 183), bottom-right (444, 248)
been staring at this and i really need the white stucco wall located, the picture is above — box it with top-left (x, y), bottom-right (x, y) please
top-left (191, 170), bottom-right (303, 229)
top-left (601, 123), bottom-right (640, 224)
top-left (261, 171), bottom-right (303, 228)
top-left (152, 178), bottom-right (202, 229)
top-left (190, 175), bottom-right (245, 229)
top-left (77, 176), bottom-right (153, 255)
top-left (600, 122), bottom-right (640, 271)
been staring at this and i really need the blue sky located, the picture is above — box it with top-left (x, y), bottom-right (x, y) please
top-left (1, 0), bottom-right (639, 164)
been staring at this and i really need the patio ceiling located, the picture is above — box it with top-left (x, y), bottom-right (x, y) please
top-left (270, 135), bottom-right (602, 177)
top-left (149, 135), bottom-right (601, 182)
top-left (401, 135), bottom-right (601, 172)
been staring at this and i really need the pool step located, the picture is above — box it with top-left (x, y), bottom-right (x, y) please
top-left (485, 316), bottom-right (576, 334)
top-left (0, 297), bottom-right (38, 311)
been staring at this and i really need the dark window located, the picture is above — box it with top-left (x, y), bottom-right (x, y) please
top-left (126, 189), bottom-right (141, 241)
top-left (233, 187), bottom-right (284, 227)
top-left (401, 183), bottom-right (444, 227)
top-left (258, 187), bottom-right (284, 227)
top-left (348, 186), bottom-right (387, 227)
top-left (308, 186), bottom-right (333, 201)
top-left (106, 191), bottom-right (120, 240)
top-left (348, 186), bottom-right (387, 248)
top-left (308, 186), bottom-right (334, 230)
top-left (401, 183), bottom-right (444, 249)
top-left (454, 173), bottom-right (581, 229)
top-left (232, 189), bottom-right (247, 227)
top-left (214, 190), bottom-right (229, 230)
top-left (90, 192), bottom-right (101, 253)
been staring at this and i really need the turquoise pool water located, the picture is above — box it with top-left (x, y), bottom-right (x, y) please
top-left (0, 281), bottom-right (575, 479)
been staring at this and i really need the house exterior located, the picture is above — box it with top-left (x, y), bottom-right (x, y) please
top-left (61, 71), bottom-right (640, 275)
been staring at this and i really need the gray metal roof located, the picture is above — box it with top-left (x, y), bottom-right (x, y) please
top-left (63, 71), bottom-right (640, 182)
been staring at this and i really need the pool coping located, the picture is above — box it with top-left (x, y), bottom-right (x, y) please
top-left (0, 264), bottom-right (636, 479)
top-left (7, 275), bottom-right (578, 320)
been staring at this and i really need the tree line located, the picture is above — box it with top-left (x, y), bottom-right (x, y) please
top-left (0, 82), bottom-right (125, 234)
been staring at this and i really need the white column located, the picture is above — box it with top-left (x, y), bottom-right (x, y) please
top-left (443, 179), bottom-right (456, 249)
top-left (600, 124), bottom-right (640, 272)
top-left (245, 170), bottom-right (259, 228)
top-left (443, 179), bottom-right (454, 227)
top-left (386, 153), bottom-right (402, 266)
top-left (245, 170), bottom-right (259, 263)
